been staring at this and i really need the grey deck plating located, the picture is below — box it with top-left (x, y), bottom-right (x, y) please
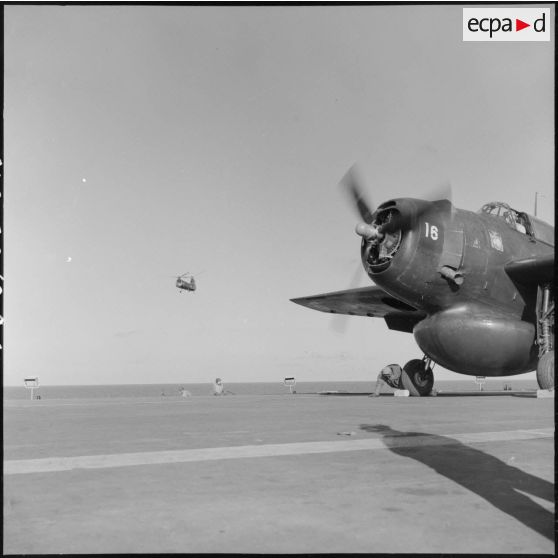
top-left (3, 393), bottom-right (554, 554)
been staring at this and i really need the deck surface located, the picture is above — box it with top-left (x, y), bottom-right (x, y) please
top-left (3, 392), bottom-right (555, 554)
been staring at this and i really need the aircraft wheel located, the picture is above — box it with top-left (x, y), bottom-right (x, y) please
top-left (401, 359), bottom-right (434, 396)
top-left (536, 351), bottom-right (554, 390)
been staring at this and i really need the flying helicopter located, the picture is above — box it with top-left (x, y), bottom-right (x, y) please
top-left (175, 272), bottom-right (198, 293)
top-left (291, 165), bottom-right (554, 396)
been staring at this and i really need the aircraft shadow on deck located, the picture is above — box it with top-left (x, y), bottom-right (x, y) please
top-left (359, 424), bottom-right (554, 541)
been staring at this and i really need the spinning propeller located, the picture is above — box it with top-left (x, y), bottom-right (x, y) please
top-left (341, 163), bottom-right (452, 242)
top-left (331, 163), bottom-right (452, 334)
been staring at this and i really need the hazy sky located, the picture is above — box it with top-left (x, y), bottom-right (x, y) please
top-left (4, 4), bottom-right (554, 385)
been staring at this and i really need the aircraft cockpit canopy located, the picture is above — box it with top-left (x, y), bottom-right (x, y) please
top-left (479, 201), bottom-right (554, 246)
top-left (479, 201), bottom-right (530, 235)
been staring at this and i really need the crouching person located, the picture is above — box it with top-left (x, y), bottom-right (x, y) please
top-left (370, 364), bottom-right (402, 397)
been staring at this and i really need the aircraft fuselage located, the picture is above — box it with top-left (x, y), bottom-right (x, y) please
top-left (365, 200), bottom-right (553, 376)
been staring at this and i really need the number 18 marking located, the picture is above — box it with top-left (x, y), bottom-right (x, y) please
top-left (425, 222), bottom-right (439, 240)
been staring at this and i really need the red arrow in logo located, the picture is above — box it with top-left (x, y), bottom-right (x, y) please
top-left (516, 19), bottom-right (530, 31)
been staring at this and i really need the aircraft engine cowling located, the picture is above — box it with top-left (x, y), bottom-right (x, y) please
top-left (413, 304), bottom-right (538, 376)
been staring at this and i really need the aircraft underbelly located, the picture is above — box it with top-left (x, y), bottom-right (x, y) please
top-left (413, 304), bottom-right (537, 375)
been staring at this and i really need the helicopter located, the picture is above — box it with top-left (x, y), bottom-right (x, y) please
top-left (175, 271), bottom-right (206, 293)
top-left (175, 272), bottom-right (197, 293)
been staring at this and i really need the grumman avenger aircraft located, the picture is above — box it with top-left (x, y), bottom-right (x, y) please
top-left (291, 167), bottom-right (554, 396)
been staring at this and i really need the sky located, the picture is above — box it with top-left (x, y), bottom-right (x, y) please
top-left (3, 4), bottom-right (554, 386)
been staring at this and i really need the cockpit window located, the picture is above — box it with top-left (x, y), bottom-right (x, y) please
top-left (479, 202), bottom-right (531, 236)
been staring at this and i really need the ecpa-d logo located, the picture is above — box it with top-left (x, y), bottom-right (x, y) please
top-left (463, 8), bottom-right (551, 41)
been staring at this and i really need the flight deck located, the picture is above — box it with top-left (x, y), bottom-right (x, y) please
top-left (3, 392), bottom-right (554, 554)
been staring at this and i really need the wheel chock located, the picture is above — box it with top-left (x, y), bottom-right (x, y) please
top-left (536, 389), bottom-right (555, 398)
top-left (394, 389), bottom-right (410, 397)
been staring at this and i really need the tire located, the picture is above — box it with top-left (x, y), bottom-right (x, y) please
top-left (401, 359), bottom-right (434, 396)
top-left (536, 351), bottom-right (554, 390)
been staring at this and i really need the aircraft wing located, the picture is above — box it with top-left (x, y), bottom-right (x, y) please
top-left (504, 252), bottom-right (554, 284)
top-left (290, 286), bottom-right (426, 333)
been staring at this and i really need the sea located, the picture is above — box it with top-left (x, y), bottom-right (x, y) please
top-left (3, 379), bottom-right (539, 400)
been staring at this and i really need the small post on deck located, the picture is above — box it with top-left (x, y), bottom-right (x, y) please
top-left (474, 376), bottom-right (486, 392)
top-left (283, 377), bottom-right (296, 394)
top-left (24, 377), bottom-right (39, 400)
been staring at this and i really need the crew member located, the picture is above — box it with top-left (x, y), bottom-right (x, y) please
top-left (213, 377), bottom-right (224, 396)
top-left (370, 364), bottom-right (403, 396)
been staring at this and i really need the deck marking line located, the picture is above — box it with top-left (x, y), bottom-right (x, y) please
top-left (455, 429), bottom-right (554, 444)
top-left (4, 428), bottom-right (553, 475)
top-left (517, 428), bottom-right (555, 437)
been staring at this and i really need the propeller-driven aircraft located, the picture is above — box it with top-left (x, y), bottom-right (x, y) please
top-left (291, 166), bottom-right (554, 396)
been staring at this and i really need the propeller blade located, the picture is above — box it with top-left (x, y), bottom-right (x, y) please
top-left (422, 179), bottom-right (452, 203)
top-left (378, 180), bottom-right (453, 235)
top-left (340, 164), bottom-right (375, 224)
top-left (341, 164), bottom-right (454, 239)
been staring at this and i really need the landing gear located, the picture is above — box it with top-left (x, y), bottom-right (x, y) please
top-left (536, 283), bottom-right (554, 390)
top-left (401, 357), bottom-right (434, 396)
top-left (537, 351), bottom-right (554, 390)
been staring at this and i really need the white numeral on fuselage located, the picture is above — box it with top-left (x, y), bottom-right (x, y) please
top-left (425, 222), bottom-right (439, 240)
